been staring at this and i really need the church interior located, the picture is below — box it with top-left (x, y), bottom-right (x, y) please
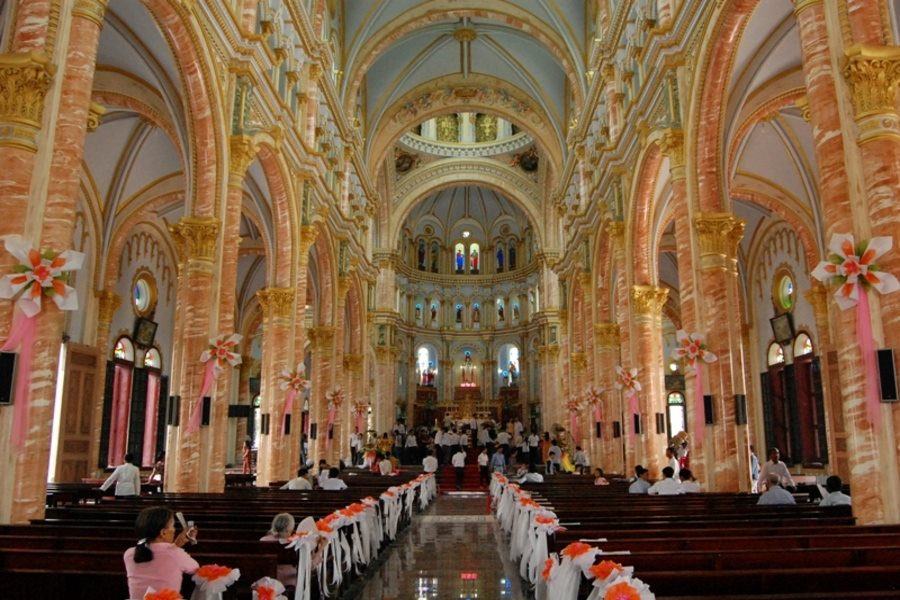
top-left (2, 0), bottom-right (900, 597)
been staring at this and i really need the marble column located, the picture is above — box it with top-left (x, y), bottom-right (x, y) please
top-left (256, 287), bottom-right (294, 487)
top-left (631, 284), bottom-right (669, 478)
top-left (329, 276), bottom-right (349, 463)
top-left (86, 290), bottom-right (121, 483)
top-left (595, 322), bottom-right (622, 473)
top-left (169, 217), bottom-right (220, 493)
top-left (537, 344), bottom-right (561, 432)
top-left (308, 326), bottom-right (336, 464)
top-left (235, 354), bottom-right (254, 463)
top-left (694, 213), bottom-right (749, 491)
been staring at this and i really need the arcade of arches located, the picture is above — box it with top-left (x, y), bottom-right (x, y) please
top-left (1, 0), bottom-right (900, 529)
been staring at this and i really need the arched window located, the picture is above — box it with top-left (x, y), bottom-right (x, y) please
top-left (417, 346), bottom-right (436, 386)
top-left (794, 333), bottom-right (813, 357)
top-left (767, 342), bottom-right (785, 366)
top-left (106, 337), bottom-right (136, 467)
top-left (469, 243), bottom-right (480, 274)
top-left (430, 240), bottom-right (440, 273)
top-left (114, 337), bottom-right (134, 361)
top-left (454, 242), bottom-right (465, 273)
top-left (143, 348), bottom-right (162, 369)
top-left (417, 239), bottom-right (426, 270)
top-left (667, 392), bottom-right (686, 437)
top-left (508, 241), bottom-right (517, 270)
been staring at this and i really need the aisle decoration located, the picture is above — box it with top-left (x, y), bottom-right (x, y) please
top-left (325, 385), bottom-right (344, 449)
top-left (566, 395), bottom-right (582, 446)
top-left (190, 564), bottom-right (240, 600)
top-left (144, 589), bottom-right (182, 600)
top-left (0, 235), bottom-right (84, 448)
top-left (586, 387), bottom-right (604, 425)
top-left (812, 233), bottom-right (900, 427)
top-left (351, 400), bottom-right (368, 435)
top-left (279, 362), bottom-right (310, 436)
top-left (671, 331), bottom-right (717, 444)
top-left (251, 577), bottom-right (286, 600)
top-left (615, 366), bottom-right (641, 437)
top-left (187, 334), bottom-right (242, 433)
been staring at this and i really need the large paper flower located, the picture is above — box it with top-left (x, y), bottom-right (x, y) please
top-left (252, 576), bottom-right (286, 600)
top-left (200, 334), bottom-right (243, 373)
top-left (0, 235), bottom-right (85, 318)
top-left (565, 395), bottom-right (582, 412)
top-left (325, 385), bottom-right (344, 409)
top-left (614, 366), bottom-right (641, 397)
top-left (193, 564), bottom-right (241, 595)
top-left (279, 362), bottom-right (311, 392)
top-left (811, 233), bottom-right (900, 310)
top-left (671, 331), bottom-right (717, 369)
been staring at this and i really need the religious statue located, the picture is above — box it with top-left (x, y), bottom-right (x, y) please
top-left (417, 240), bottom-right (426, 269)
top-left (431, 304), bottom-right (437, 323)
top-left (496, 246), bottom-right (504, 271)
top-left (508, 361), bottom-right (518, 386)
top-left (461, 352), bottom-right (474, 385)
top-left (430, 244), bottom-right (439, 272)
top-left (509, 245), bottom-right (517, 269)
top-left (456, 248), bottom-right (465, 272)
top-left (497, 303), bottom-right (505, 321)
top-left (456, 305), bottom-right (462, 323)
top-left (415, 305), bottom-right (422, 321)
top-left (513, 304), bottom-right (520, 321)
top-left (472, 305), bottom-right (480, 324)
top-left (470, 247), bottom-right (479, 272)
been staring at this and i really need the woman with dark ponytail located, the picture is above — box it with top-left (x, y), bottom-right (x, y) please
top-left (124, 506), bottom-right (199, 598)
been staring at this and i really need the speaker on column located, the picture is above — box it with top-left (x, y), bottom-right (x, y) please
top-left (167, 395), bottom-right (180, 426)
top-left (735, 394), bottom-right (748, 425)
top-left (283, 414), bottom-right (292, 435)
top-left (877, 348), bottom-right (898, 401)
top-left (0, 352), bottom-right (16, 405)
top-left (595, 421), bottom-right (602, 438)
top-left (612, 421), bottom-right (621, 438)
top-left (703, 395), bottom-right (714, 424)
top-left (310, 422), bottom-right (318, 439)
top-left (655, 412), bottom-right (666, 435)
top-left (633, 413), bottom-right (642, 435)
top-left (260, 413), bottom-right (270, 435)
top-left (201, 396), bottom-right (211, 426)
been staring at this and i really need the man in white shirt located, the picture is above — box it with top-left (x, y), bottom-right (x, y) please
top-left (422, 449), bottom-right (438, 473)
top-left (757, 473), bottom-right (796, 505)
top-left (820, 475), bottom-right (852, 507)
top-left (628, 466), bottom-right (651, 494)
top-left (317, 461), bottom-right (331, 487)
top-left (758, 448), bottom-right (796, 492)
top-left (281, 467), bottom-right (312, 490)
top-left (527, 431), bottom-right (540, 467)
top-left (547, 441), bottom-right (561, 474)
top-left (100, 453), bottom-right (142, 497)
top-left (378, 454), bottom-right (393, 476)
top-left (458, 431), bottom-right (468, 449)
top-left (451, 446), bottom-right (466, 490)
top-left (320, 467), bottom-right (348, 490)
top-left (665, 447), bottom-right (680, 479)
top-left (648, 467), bottom-right (684, 495)
top-left (349, 429), bottom-right (362, 467)
top-left (477, 448), bottom-right (490, 487)
top-left (404, 430), bottom-right (418, 464)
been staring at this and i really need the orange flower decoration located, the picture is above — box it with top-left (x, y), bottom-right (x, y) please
top-left (534, 515), bottom-right (556, 525)
top-left (542, 557), bottom-right (555, 582)
top-left (144, 590), bottom-right (183, 600)
top-left (256, 586), bottom-right (277, 600)
top-left (590, 560), bottom-right (625, 581)
top-left (561, 541), bottom-right (593, 559)
top-left (315, 520), bottom-right (333, 533)
top-left (196, 564), bottom-right (234, 581)
top-left (605, 581), bottom-right (641, 600)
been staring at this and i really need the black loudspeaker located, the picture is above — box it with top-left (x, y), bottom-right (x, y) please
top-left (877, 348), bottom-right (898, 401)
top-left (655, 413), bottom-right (666, 434)
top-left (283, 414), bottom-right (291, 435)
top-left (595, 421), bottom-right (602, 438)
top-left (201, 396), bottom-right (211, 426)
top-left (735, 394), bottom-right (748, 425)
top-left (612, 421), bottom-right (621, 438)
top-left (261, 413), bottom-right (270, 435)
top-left (633, 413), bottom-right (642, 435)
top-left (310, 422), bottom-right (318, 439)
top-left (0, 352), bottom-right (16, 405)
top-left (166, 395), bottom-right (180, 426)
top-left (703, 395), bottom-right (714, 424)
top-left (227, 404), bottom-right (251, 418)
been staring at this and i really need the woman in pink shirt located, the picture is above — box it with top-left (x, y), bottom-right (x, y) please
top-left (123, 506), bottom-right (199, 599)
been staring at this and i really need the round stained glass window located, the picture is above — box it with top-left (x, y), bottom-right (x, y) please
top-left (132, 270), bottom-right (157, 317)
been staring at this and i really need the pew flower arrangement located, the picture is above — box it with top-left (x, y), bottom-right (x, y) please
top-left (251, 577), bottom-right (286, 600)
top-left (191, 563), bottom-right (240, 598)
top-left (278, 362), bottom-right (311, 436)
top-left (671, 331), bottom-right (717, 444)
top-left (188, 334), bottom-right (243, 433)
top-left (143, 589), bottom-right (182, 600)
top-left (811, 233), bottom-right (900, 427)
top-left (0, 235), bottom-right (84, 448)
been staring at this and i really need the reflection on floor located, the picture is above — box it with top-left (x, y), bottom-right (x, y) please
top-left (354, 495), bottom-right (524, 599)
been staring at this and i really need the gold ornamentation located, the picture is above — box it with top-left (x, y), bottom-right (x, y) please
top-left (453, 28), bottom-right (477, 43)
top-left (792, 0), bottom-right (823, 16)
top-left (594, 322), bottom-right (620, 349)
top-left (73, 0), bottom-right (110, 27)
top-left (694, 213), bottom-right (744, 269)
top-left (804, 281), bottom-right (829, 320)
top-left (87, 101), bottom-right (106, 131)
top-left (631, 285), bottom-right (669, 317)
top-left (169, 217), bottom-right (220, 270)
top-left (257, 287), bottom-right (294, 320)
top-left (795, 96), bottom-right (811, 122)
top-left (343, 353), bottom-right (363, 372)
top-left (570, 352), bottom-right (588, 371)
top-left (308, 63), bottom-right (322, 81)
top-left (229, 135), bottom-right (258, 183)
top-left (656, 128), bottom-right (684, 169)
top-left (843, 44), bottom-right (900, 119)
top-left (0, 52), bottom-right (55, 151)
top-left (307, 326), bottom-right (335, 351)
top-left (95, 289), bottom-right (121, 325)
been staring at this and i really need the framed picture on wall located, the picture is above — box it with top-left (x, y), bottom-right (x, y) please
top-left (770, 313), bottom-right (795, 345)
top-left (133, 317), bottom-right (158, 348)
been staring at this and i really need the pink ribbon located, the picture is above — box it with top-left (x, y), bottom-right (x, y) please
top-left (592, 404), bottom-right (602, 423)
top-left (1, 311), bottom-right (37, 448)
top-left (692, 367), bottom-right (705, 445)
top-left (281, 388), bottom-right (296, 436)
top-left (857, 289), bottom-right (881, 428)
top-left (186, 361), bottom-right (216, 433)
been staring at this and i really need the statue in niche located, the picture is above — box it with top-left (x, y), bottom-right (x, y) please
top-left (456, 248), bottom-right (465, 272)
top-left (496, 246), bottom-right (504, 272)
top-left (513, 304), bottom-right (520, 321)
top-left (470, 247), bottom-right (479, 272)
top-left (497, 303), bottom-right (505, 322)
top-left (415, 305), bottom-right (422, 321)
top-left (472, 305), bottom-right (480, 324)
top-left (461, 352), bottom-right (474, 384)
top-left (417, 240), bottom-right (426, 269)
top-left (430, 242), bottom-right (439, 272)
top-left (508, 362), bottom-right (518, 386)
top-left (509, 245), bottom-right (517, 270)
top-left (456, 305), bottom-right (462, 323)
top-left (431, 304), bottom-right (437, 323)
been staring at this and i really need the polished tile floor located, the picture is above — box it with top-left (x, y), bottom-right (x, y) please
top-left (354, 494), bottom-right (525, 599)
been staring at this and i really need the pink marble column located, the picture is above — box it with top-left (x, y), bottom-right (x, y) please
top-left (594, 322), bottom-right (622, 473)
top-left (309, 326), bottom-right (337, 464)
top-left (631, 285), bottom-right (669, 479)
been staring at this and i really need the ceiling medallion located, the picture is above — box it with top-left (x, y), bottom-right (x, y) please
top-left (453, 28), bottom-right (477, 43)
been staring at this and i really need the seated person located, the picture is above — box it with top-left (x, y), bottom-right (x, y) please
top-left (515, 463), bottom-right (544, 484)
top-left (757, 473), bottom-right (796, 505)
top-left (316, 460), bottom-right (330, 487)
top-left (819, 475), bottom-right (852, 506)
top-left (281, 467), bottom-right (312, 490)
top-left (593, 468), bottom-right (609, 486)
top-left (572, 446), bottom-right (589, 474)
top-left (648, 466), bottom-right (684, 495)
top-left (123, 506), bottom-right (199, 599)
top-left (628, 465), bottom-right (651, 494)
top-left (679, 468), bottom-right (702, 493)
top-left (320, 467), bottom-right (348, 490)
top-left (260, 513), bottom-right (297, 587)
top-left (422, 449), bottom-right (439, 474)
top-left (378, 453), bottom-right (394, 476)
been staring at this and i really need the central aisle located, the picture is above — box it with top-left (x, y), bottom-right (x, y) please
top-left (354, 493), bottom-right (524, 599)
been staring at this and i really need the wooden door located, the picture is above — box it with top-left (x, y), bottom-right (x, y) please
top-left (55, 343), bottom-right (99, 482)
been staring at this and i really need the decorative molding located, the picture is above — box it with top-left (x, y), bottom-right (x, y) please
top-left (0, 52), bottom-right (55, 151)
top-left (399, 130), bottom-right (534, 158)
top-left (804, 281), bottom-right (829, 321)
top-left (257, 287), bottom-right (294, 320)
top-left (631, 285), bottom-right (669, 317)
top-left (570, 351), bottom-right (588, 371)
top-left (694, 212), bottom-right (744, 270)
top-left (95, 289), bottom-right (121, 325)
top-left (86, 101), bottom-right (106, 131)
top-left (393, 159), bottom-right (540, 207)
top-left (343, 352), bottom-right (363, 372)
top-left (594, 322), bottom-right (620, 349)
top-left (791, 0), bottom-right (823, 16)
top-left (795, 96), bottom-right (811, 122)
top-left (169, 217), bottom-right (220, 271)
top-left (307, 326), bottom-right (335, 350)
top-left (655, 128), bottom-right (684, 169)
top-left (229, 134), bottom-right (258, 183)
top-left (843, 44), bottom-right (900, 119)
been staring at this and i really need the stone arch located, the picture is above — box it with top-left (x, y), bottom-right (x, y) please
top-left (310, 221), bottom-right (339, 327)
top-left (254, 143), bottom-right (296, 288)
top-left (141, 0), bottom-right (224, 217)
top-left (627, 143), bottom-right (665, 285)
